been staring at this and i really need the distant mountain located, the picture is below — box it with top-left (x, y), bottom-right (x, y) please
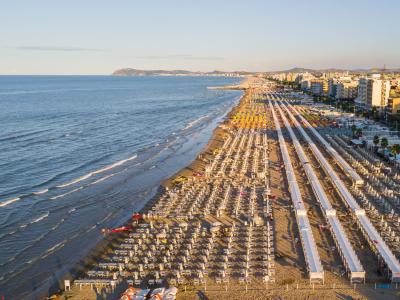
top-left (273, 67), bottom-right (400, 74)
top-left (112, 68), bottom-right (253, 76)
top-left (113, 67), bottom-right (400, 76)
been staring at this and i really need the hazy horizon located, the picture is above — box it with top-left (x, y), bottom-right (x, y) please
top-left (1, 0), bottom-right (400, 75)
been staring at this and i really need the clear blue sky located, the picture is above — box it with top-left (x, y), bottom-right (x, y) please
top-left (1, 0), bottom-right (399, 74)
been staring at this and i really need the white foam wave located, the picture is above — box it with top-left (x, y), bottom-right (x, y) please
top-left (31, 212), bottom-right (49, 224)
top-left (0, 229), bottom-right (17, 238)
top-left (47, 241), bottom-right (64, 253)
top-left (90, 173), bottom-right (116, 185)
top-left (42, 241), bottom-right (66, 258)
top-left (68, 208), bottom-right (76, 213)
top-left (0, 197), bottom-right (20, 207)
top-left (33, 188), bottom-right (48, 195)
top-left (97, 212), bottom-right (113, 224)
top-left (92, 154), bottom-right (137, 175)
top-left (51, 187), bottom-right (83, 200)
top-left (183, 114), bottom-right (209, 130)
top-left (85, 224), bottom-right (97, 233)
top-left (56, 154), bottom-right (137, 188)
top-left (56, 173), bottom-right (92, 188)
top-left (19, 212), bottom-right (50, 228)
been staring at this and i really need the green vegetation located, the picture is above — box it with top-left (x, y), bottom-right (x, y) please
top-left (351, 125), bottom-right (357, 137)
top-left (373, 135), bottom-right (380, 151)
top-left (391, 144), bottom-right (400, 156)
top-left (381, 137), bottom-right (389, 149)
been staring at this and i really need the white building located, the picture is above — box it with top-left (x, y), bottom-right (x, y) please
top-left (356, 74), bottom-right (390, 110)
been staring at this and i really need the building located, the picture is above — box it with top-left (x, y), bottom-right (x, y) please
top-left (322, 80), bottom-right (329, 94)
top-left (385, 88), bottom-right (400, 120)
top-left (285, 73), bottom-right (297, 82)
top-left (356, 74), bottom-right (390, 111)
top-left (387, 96), bottom-right (400, 114)
top-left (310, 79), bottom-right (327, 95)
top-left (336, 81), bottom-right (358, 100)
top-left (328, 79), bottom-right (337, 97)
top-left (301, 80), bottom-right (311, 90)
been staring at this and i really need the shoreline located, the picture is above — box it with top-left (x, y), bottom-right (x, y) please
top-left (58, 76), bottom-right (400, 300)
top-left (78, 78), bottom-right (251, 257)
top-left (45, 77), bottom-right (251, 298)
top-left (0, 76), bottom-right (244, 300)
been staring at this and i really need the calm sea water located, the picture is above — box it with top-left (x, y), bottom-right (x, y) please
top-left (0, 75), bottom-right (242, 298)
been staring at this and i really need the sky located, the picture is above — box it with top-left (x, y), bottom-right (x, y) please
top-left (1, 0), bottom-right (399, 75)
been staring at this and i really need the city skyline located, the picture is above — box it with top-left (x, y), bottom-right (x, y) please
top-left (1, 0), bottom-right (400, 75)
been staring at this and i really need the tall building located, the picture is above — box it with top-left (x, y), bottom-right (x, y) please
top-left (335, 81), bottom-right (358, 100)
top-left (310, 79), bottom-right (327, 95)
top-left (386, 95), bottom-right (400, 114)
top-left (285, 73), bottom-right (296, 82)
top-left (301, 80), bottom-right (311, 90)
top-left (328, 79), bottom-right (337, 97)
top-left (356, 74), bottom-right (390, 110)
top-left (322, 80), bottom-right (329, 94)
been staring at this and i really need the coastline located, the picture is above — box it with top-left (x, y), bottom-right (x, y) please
top-left (0, 76), bottom-right (245, 300)
top-left (55, 76), bottom-right (400, 300)
top-left (82, 77), bottom-right (250, 261)
top-left (49, 78), bottom-right (251, 298)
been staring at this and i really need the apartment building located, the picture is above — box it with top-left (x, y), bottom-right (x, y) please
top-left (336, 81), bottom-right (358, 100)
top-left (328, 79), bottom-right (337, 97)
top-left (310, 79), bottom-right (328, 95)
top-left (310, 80), bottom-right (323, 95)
top-left (356, 74), bottom-right (390, 111)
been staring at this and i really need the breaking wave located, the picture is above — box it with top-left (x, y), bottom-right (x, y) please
top-left (0, 197), bottom-right (20, 207)
top-left (56, 154), bottom-right (137, 188)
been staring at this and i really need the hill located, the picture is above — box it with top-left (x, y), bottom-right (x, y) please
top-left (112, 68), bottom-right (253, 76)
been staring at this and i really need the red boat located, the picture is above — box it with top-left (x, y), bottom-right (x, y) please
top-left (111, 226), bottom-right (131, 233)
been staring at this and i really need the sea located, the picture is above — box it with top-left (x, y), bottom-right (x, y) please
top-left (0, 75), bottom-right (243, 298)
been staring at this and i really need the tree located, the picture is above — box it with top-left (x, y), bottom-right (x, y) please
top-left (351, 124), bottom-right (357, 137)
top-left (391, 144), bottom-right (400, 157)
top-left (355, 128), bottom-right (363, 138)
top-left (381, 137), bottom-right (389, 149)
top-left (372, 107), bottom-right (379, 121)
top-left (373, 135), bottom-right (380, 152)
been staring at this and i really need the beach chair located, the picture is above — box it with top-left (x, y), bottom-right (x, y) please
top-left (163, 287), bottom-right (178, 300)
top-left (150, 287), bottom-right (165, 300)
top-left (135, 279), bottom-right (142, 285)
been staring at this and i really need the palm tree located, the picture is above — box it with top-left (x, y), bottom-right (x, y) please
top-left (351, 124), bottom-right (357, 137)
top-left (391, 144), bottom-right (400, 157)
top-left (381, 137), bottom-right (389, 149)
top-left (355, 128), bottom-right (363, 138)
top-left (373, 135), bottom-right (380, 152)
